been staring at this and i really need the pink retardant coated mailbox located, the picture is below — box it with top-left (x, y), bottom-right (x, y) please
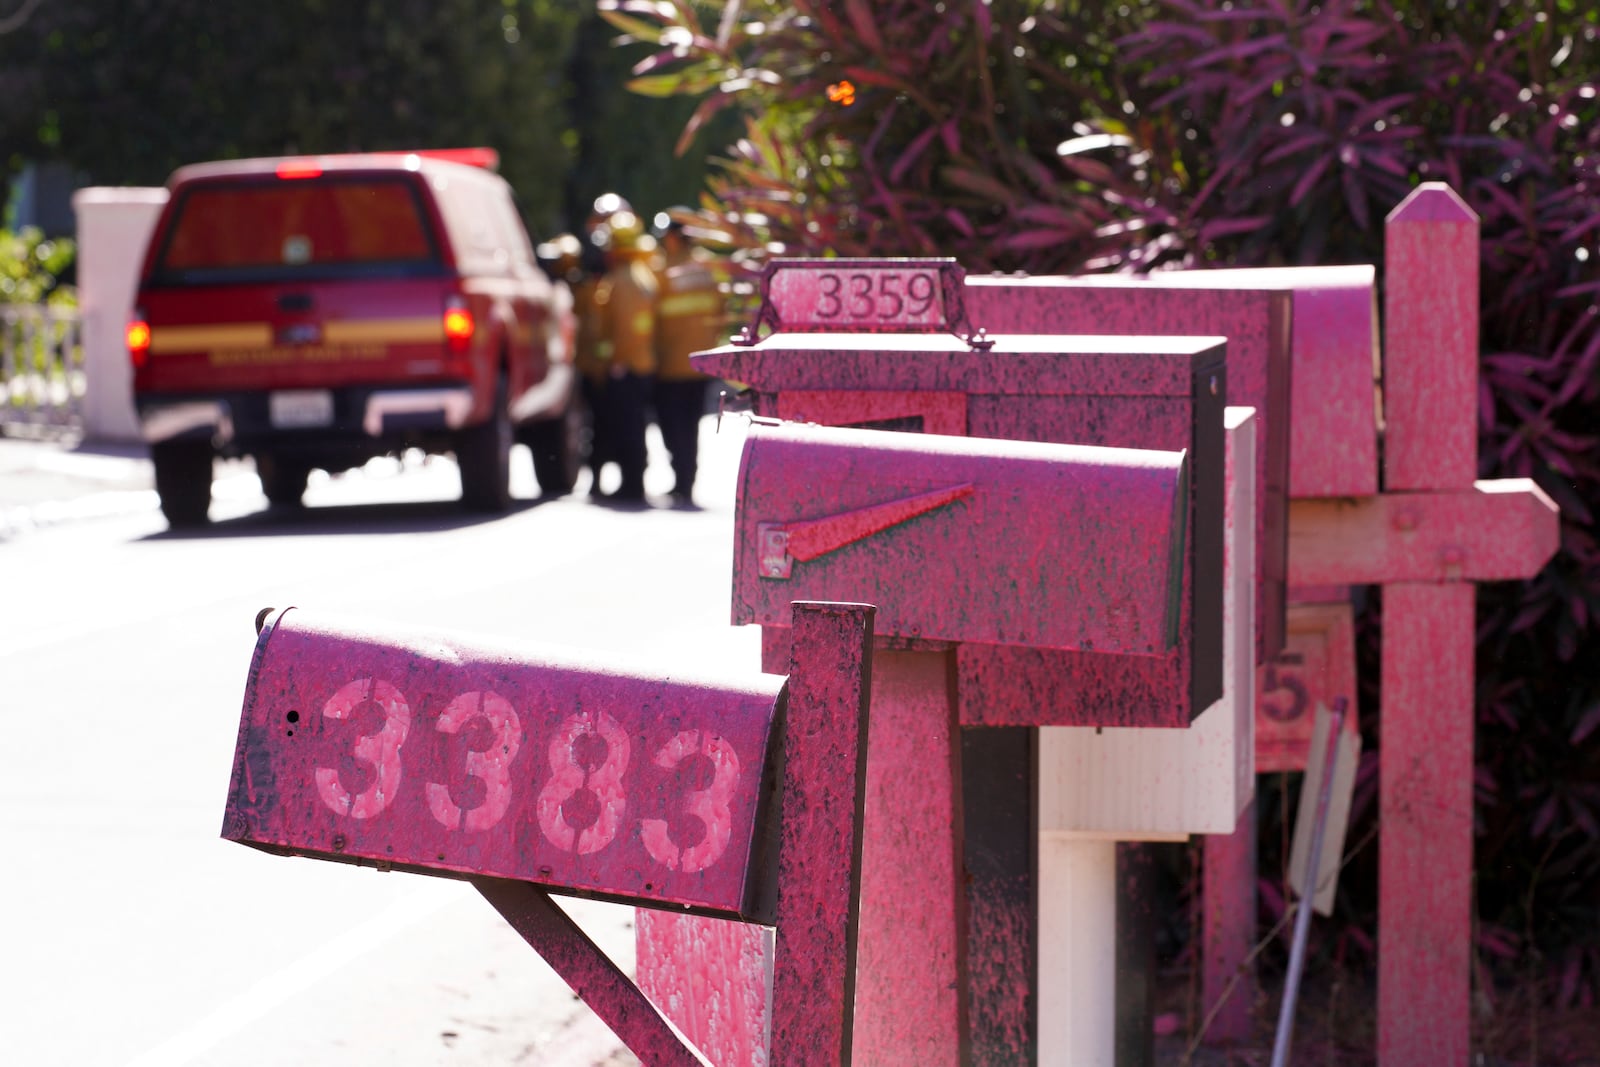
top-left (734, 421), bottom-right (1189, 660)
top-left (222, 602), bottom-right (877, 1067)
top-left (641, 416), bottom-right (1210, 1066)
top-left (696, 329), bottom-right (1227, 727)
top-left (1091, 265), bottom-right (1380, 500)
top-left (964, 273), bottom-right (1293, 661)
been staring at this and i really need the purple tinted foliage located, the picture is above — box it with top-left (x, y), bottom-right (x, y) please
top-left (606, 0), bottom-right (1600, 1009)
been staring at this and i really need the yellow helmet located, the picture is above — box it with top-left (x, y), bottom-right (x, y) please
top-left (536, 233), bottom-right (584, 272)
top-left (591, 192), bottom-right (632, 218)
top-left (604, 211), bottom-right (646, 247)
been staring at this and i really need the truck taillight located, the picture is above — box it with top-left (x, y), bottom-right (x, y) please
top-left (444, 298), bottom-right (474, 353)
top-left (127, 316), bottom-right (152, 368)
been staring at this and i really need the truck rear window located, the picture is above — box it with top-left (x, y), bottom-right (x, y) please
top-left (153, 177), bottom-right (442, 283)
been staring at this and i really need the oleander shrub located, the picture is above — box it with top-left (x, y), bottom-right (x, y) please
top-left (0, 226), bottom-right (77, 395)
top-left (606, 0), bottom-right (1600, 1016)
top-left (0, 225), bottom-right (73, 307)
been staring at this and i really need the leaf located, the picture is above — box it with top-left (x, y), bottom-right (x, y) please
top-left (1573, 702), bottom-right (1600, 745)
top-left (1260, 131), bottom-right (1331, 167)
top-left (998, 227), bottom-right (1088, 252)
top-left (1056, 154), bottom-right (1116, 185)
top-left (1289, 153), bottom-right (1334, 207)
top-left (1198, 216), bottom-right (1273, 241)
top-left (715, 0), bottom-right (741, 51)
top-left (626, 66), bottom-right (723, 97)
top-left (1014, 203), bottom-right (1090, 230)
top-left (973, 0), bottom-right (992, 39)
top-left (889, 123), bottom-right (943, 185)
top-left (1057, 133), bottom-right (1134, 156)
top-left (840, 65), bottom-right (914, 92)
top-left (1531, 795), bottom-right (1559, 838)
top-left (597, 4), bottom-right (669, 45)
top-left (939, 120), bottom-right (961, 157)
top-left (944, 209), bottom-right (975, 238)
top-left (941, 165), bottom-right (1018, 204)
top-left (1548, 324), bottom-right (1600, 409)
top-left (845, 0), bottom-right (884, 53)
top-left (675, 94), bottom-right (732, 158)
top-left (1190, 34), bottom-right (1290, 69)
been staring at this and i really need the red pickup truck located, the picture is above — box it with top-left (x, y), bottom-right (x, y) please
top-left (128, 148), bottom-right (579, 526)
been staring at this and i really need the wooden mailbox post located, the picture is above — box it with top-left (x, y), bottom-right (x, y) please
top-left (1185, 189), bottom-right (1558, 1061)
top-left (970, 206), bottom-right (1560, 1061)
top-left (221, 601), bottom-right (875, 1066)
top-left (637, 261), bottom-right (1255, 1065)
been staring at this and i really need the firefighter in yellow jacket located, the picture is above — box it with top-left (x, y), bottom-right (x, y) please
top-left (592, 211), bottom-right (658, 503)
top-left (651, 212), bottom-right (725, 505)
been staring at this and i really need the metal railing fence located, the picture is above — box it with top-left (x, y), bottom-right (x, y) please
top-left (1, 304), bottom-right (84, 438)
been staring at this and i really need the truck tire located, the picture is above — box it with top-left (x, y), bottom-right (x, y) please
top-left (151, 440), bottom-right (213, 527)
top-left (458, 376), bottom-right (513, 512)
top-left (527, 400), bottom-right (582, 498)
top-left (255, 453), bottom-right (310, 508)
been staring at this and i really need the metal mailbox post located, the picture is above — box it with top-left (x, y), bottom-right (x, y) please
top-left (637, 259), bottom-right (1251, 1066)
top-left (221, 601), bottom-right (876, 1066)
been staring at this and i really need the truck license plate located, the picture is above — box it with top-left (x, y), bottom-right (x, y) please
top-left (269, 390), bottom-right (334, 429)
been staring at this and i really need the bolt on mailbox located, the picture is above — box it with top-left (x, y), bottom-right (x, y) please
top-left (222, 601), bottom-right (877, 1066)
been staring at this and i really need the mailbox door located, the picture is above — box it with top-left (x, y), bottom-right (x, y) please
top-left (733, 421), bottom-right (1189, 664)
top-left (223, 608), bottom-right (784, 917)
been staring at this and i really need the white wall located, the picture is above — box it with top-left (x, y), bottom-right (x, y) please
top-left (72, 187), bottom-right (168, 443)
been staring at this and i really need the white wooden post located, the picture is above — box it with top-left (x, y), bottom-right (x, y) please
top-left (1038, 407), bottom-right (1257, 1062)
top-left (71, 187), bottom-right (168, 443)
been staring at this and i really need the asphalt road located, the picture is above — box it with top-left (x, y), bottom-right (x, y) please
top-left (1, 419), bottom-right (758, 1066)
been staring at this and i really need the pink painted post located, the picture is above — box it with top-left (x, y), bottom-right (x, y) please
top-left (1378, 582), bottom-right (1475, 1062)
top-left (1384, 184), bottom-right (1480, 493)
top-left (853, 651), bottom-right (968, 1063)
top-left (1201, 799), bottom-right (1257, 1043)
top-left (770, 601), bottom-right (876, 1066)
top-left (1378, 183), bottom-right (1481, 1066)
top-left (475, 878), bottom-right (710, 1067)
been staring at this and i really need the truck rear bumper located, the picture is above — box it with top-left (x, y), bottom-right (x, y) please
top-left (139, 400), bottom-right (234, 444)
top-left (137, 386), bottom-right (475, 446)
top-left (362, 387), bottom-right (474, 436)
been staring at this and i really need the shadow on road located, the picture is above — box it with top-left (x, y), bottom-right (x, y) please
top-left (140, 495), bottom-right (563, 541)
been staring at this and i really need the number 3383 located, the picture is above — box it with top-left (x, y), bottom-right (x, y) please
top-left (309, 677), bottom-right (741, 874)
